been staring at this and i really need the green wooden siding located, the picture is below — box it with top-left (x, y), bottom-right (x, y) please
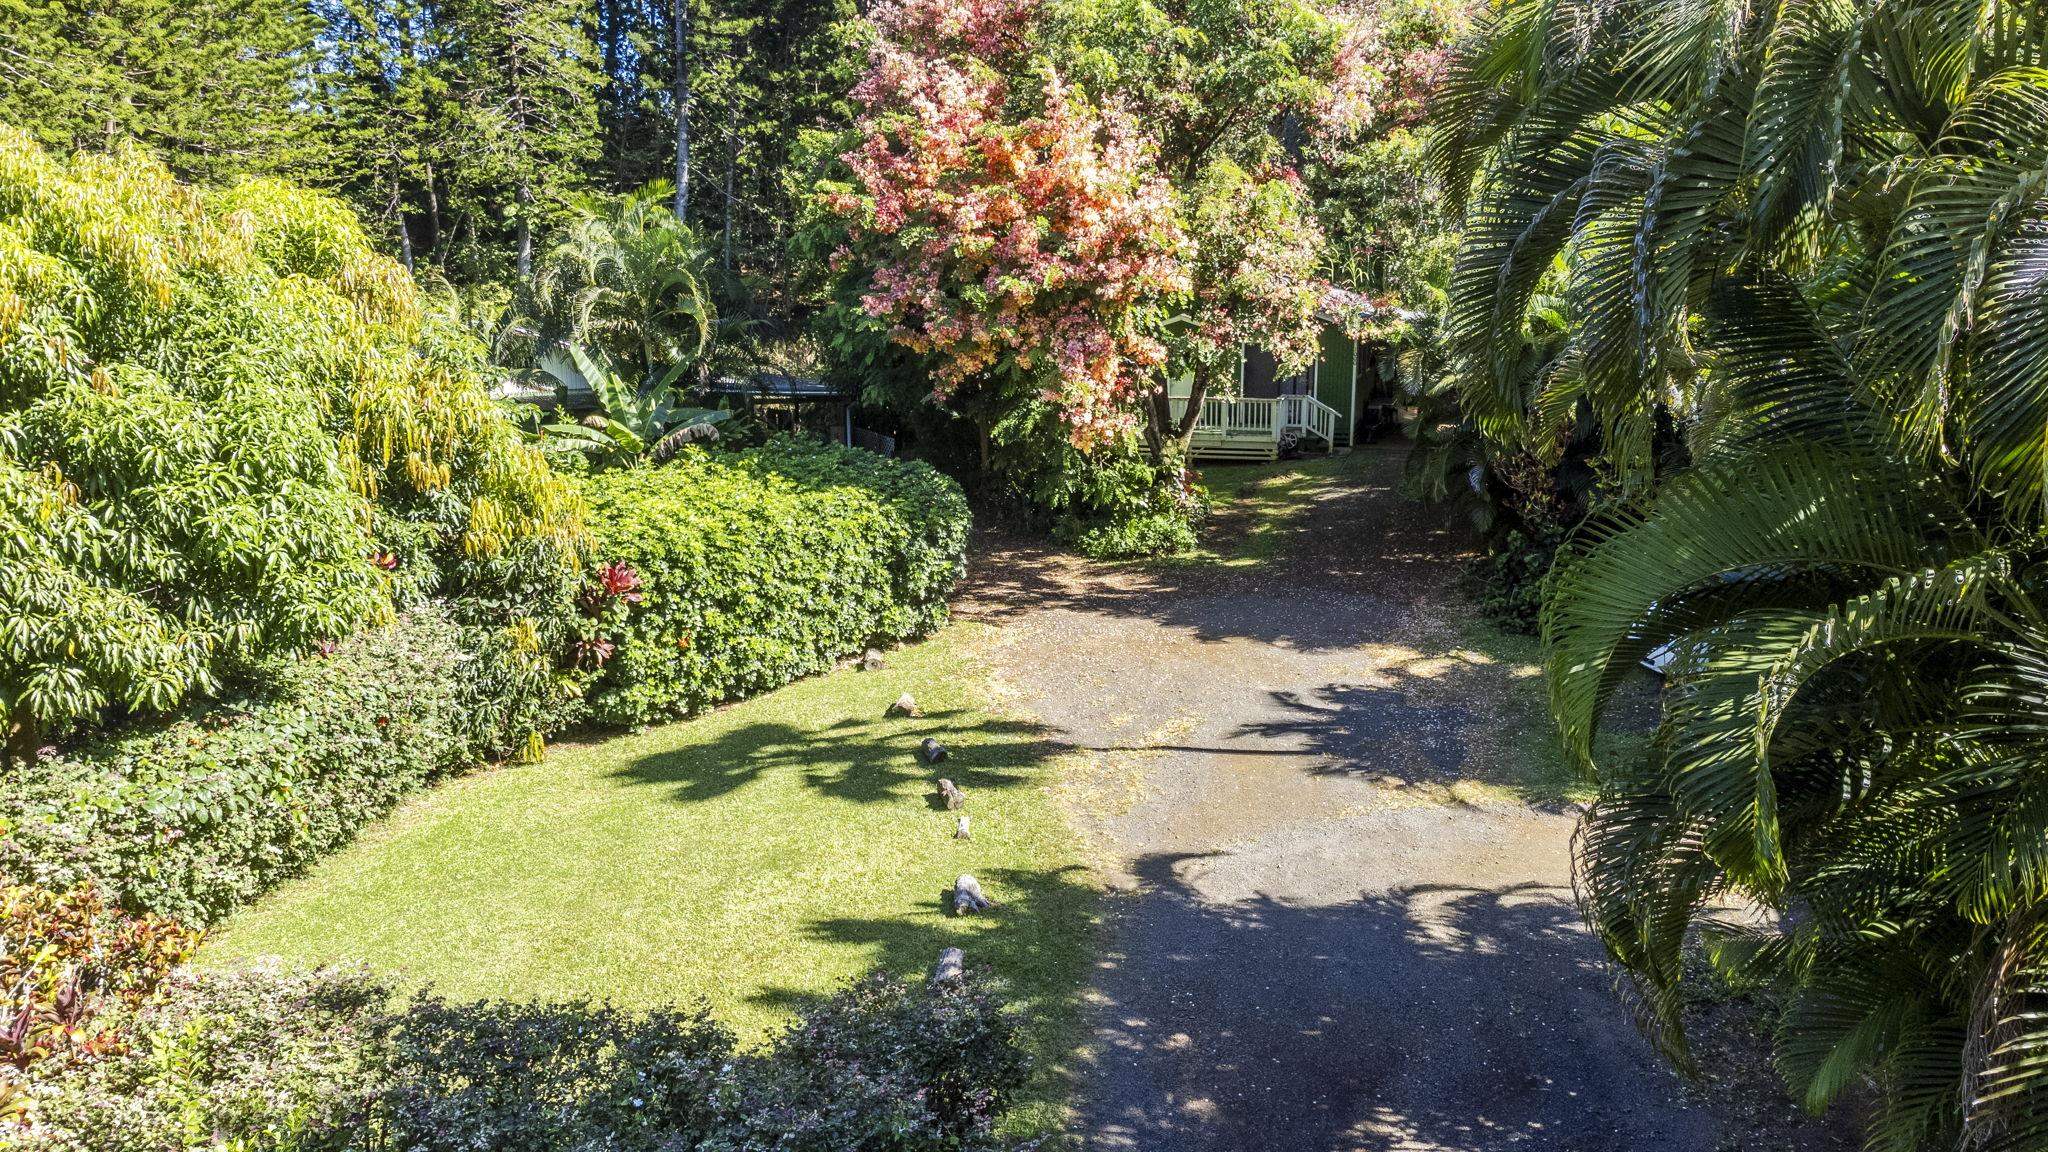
top-left (1315, 323), bottom-right (1356, 443)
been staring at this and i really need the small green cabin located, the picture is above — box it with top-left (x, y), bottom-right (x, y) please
top-left (1167, 299), bottom-right (1405, 462)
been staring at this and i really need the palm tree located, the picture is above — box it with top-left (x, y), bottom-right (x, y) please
top-left (1430, 1), bottom-right (2048, 1146)
top-left (529, 180), bottom-right (717, 388)
top-left (533, 343), bottom-right (728, 469)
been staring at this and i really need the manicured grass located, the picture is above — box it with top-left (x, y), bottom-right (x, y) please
top-left (200, 622), bottom-right (1098, 1128)
top-left (1180, 452), bottom-right (1373, 568)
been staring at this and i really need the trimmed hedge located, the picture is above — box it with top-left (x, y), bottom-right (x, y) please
top-left (0, 440), bottom-right (966, 927)
top-left (0, 611), bottom-right (532, 926)
top-left (578, 438), bottom-right (970, 727)
top-left (17, 966), bottom-right (1031, 1152)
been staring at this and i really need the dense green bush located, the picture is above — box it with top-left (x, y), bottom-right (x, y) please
top-left (711, 970), bottom-right (1030, 1151)
top-left (1461, 527), bottom-right (1564, 635)
top-left (382, 996), bottom-right (734, 1152)
top-left (1058, 507), bottom-right (1202, 561)
top-left (576, 438), bottom-right (969, 726)
top-left (14, 966), bottom-right (1031, 1152)
top-left (0, 611), bottom-right (524, 926)
top-left (16, 966), bottom-right (391, 1152)
top-left (0, 129), bottom-right (580, 761)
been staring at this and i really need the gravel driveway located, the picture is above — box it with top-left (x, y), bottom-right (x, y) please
top-left (958, 446), bottom-right (1851, 1152)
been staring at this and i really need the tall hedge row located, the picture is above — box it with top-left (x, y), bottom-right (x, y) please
top-left (0, 611), bottom-right (541, 926)
top-left (579, 439), bottom-right (971, 727)
top-left (0, 440), bottom-right (970, 929)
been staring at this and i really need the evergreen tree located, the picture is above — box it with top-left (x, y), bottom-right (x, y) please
top-left (310, 0), bottom-right (445, 268)
top-left (0, 0), bottom-right (863, 302)
top-left (441, 0), bottom-right (604, 277)
top-left (0, 0), bottom-right (321, 184)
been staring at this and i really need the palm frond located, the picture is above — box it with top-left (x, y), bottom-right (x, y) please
top-left (1544, 441), bottom-right (1969, 763)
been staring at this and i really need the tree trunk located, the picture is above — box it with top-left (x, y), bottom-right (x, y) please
top-left (5, 717), bottom-right (39, 771)
top-left (388, 176), bottom-right (413, 272)
top-left (515, 180), bottom-right (534, 278)
top-left (722, 130), bottom-right (736, 271)
top-left (1144, 362), bottom-right (1211, 467)
top-left (600, 0), bottom-right (622, 102)
top-left (673, 0), bottom-right (691, 222)
top-left (424, 161), bottom-right (444, 259)
top-left (975, 419), bottom-right (992, 474)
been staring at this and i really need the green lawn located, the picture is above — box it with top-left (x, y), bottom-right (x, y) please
top-left (200, 622), bottom-right (1099, 1118)
top-left (1180, 452), bottom-right (1377, 568)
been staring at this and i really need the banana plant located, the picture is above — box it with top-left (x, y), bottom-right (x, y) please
top-left (535, 343), bottom-right (728, 468)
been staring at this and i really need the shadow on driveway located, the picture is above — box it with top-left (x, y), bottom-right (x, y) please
top-left (1075, 851), bottom-right (1718, 1152)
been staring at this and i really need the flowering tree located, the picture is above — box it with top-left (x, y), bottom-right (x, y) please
top-left (827, 0), bottom-right (1188, 460)
top-left (824, 0), bottom-right (1380, 475)
top-left (1146, 161), bottom-right (1329, 458)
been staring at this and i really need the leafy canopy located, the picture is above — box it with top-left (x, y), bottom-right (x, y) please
top-left (818, 0), bottom-right (1380, 455)
top-left (0, 128), bottom-right (580, 757)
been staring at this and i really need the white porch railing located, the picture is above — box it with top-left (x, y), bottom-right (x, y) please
top-left (1279, 393), bottom-right (1339, 446)
top-left (1166, 392), bottom-right (1343, 447)
top-left (1182, 394), bottom-right (1279, 437)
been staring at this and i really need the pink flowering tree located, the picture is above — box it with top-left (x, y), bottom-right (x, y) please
top-left (823, 0), bottom-right (1383, 509)
top-left (825, 0), bottom-right (1188, 465)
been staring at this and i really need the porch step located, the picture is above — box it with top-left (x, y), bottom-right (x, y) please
top-left (1188, 437), bottom-right (1280, 462)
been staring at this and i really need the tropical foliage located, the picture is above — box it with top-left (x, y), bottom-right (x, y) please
top-left (1432, 0), bottom-right (2048, 1145)
top-left (0, 610), bottom-right (544, 927)
top-left (534, 343), bottom-right (730, 468)
top-left (16, 964), bottom-right (1029, 1152)
top-left (0, 885), bottom-right (197, 1090)
top-left (524, 182), bottom-right (721, 386)
top-left (575, 437), bottom-right (969, 726)
top-left (0, 131), bottom-right (578, 762)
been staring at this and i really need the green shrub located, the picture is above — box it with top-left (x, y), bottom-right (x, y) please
top-left (0, 128), bottom-right (581, 760)
top-left (712, 970), bottom-right (1031, 1151)
top-left (1058, 507), bottom-right (1201, 560)
top-left (15, 965), bottom-right (390, 1152)
top-left (576, 438), bottom-right (969, 727)
top-left (382, 996), bottom-right (734, 1152)
top-left (13, 966), bottom-right (1032, 1152)
top-left (0, 611), bottom-right (516, 926)
top-left (1462, 527), bottom-right (1564, 635)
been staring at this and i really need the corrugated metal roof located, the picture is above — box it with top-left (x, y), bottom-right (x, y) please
top-left (710, 373), bottom-right (855, 399)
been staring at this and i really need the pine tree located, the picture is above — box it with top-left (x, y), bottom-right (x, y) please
top-left (310, 0), bottom-right (446, 268)
top-left (441, 0), bottom-right (604, 277)
top-left (0, 0), bottom-right (320, 184)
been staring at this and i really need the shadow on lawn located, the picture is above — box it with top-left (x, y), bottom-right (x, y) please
top-left (745, 863), bottom-right (1101, 1017)
top-left (608, 709), bottom-right (1073, 806)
